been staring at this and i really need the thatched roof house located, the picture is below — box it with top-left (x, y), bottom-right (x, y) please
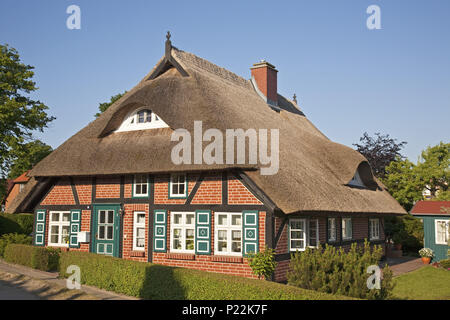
top-left (10, 34), bottom-right (406, 280)
top-left (10, 35), bottom-right (405, 216)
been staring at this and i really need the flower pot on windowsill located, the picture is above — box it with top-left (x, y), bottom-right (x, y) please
top-left (421, 257), bottom-right (431, 265)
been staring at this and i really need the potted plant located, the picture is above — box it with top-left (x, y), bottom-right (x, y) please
top-left (419, 248), bottom-right (434, 264)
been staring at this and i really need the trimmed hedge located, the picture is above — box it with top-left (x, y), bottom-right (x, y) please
top-left (439, 259), bottom-right (450, 269)
top-left (0, 233), bottom-right (32, 257)
top-left (0, 213), bottom-right (34, 236)
top-left (59, 251), bottom-right (353, 300)
top-left (4, 244), bottom-right (60, 271)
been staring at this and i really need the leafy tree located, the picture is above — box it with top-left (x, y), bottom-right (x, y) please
top-left (416, 142), bottom-right (449, 200)
top-left (383, 142), bottom-right (449, 211)
top-left (7, 140), bottom-right (52, 180)
top-left (353, 132), bottom-right (407, 178)
top-left (247, 246), bottom-right (277, 280)
top-left (95, 91), bottom-right (127, 117)
top-left (0, 44), bottom-right (55, 176)
top-left (383, 158), bottom-right (422, 211)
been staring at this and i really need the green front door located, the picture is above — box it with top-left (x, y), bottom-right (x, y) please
top-left (92, 205), bottom-right (121, 257)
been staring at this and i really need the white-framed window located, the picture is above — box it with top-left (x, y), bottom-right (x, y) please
top-left (214, 212), bottom-right (242, 256)
top-left (116, 107), bottom-right (169, 132)
top-left (435, 220), bottom-right (449, 245)
top-left (48, 211), bottom-right (70, 247)
top-left (19, 184), bottom-right (25, 192)
top-left (133, 174), bottom-right (148, 197)
top-left (342, 218), bottom-right (352, 240)
top-left (170, 212), bottom-right (195, 253)
top-left (169, 174), bottom-right (187, 198)
top-left (133, 212), bottom-right (146, 251)
top-left (328, 218), bottom-right (336, 242)
top-left (289, 219), bottom-right (306, 251)
top-left (369, 218), bottom-right (380, 240)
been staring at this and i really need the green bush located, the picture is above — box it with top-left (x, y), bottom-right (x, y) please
top-left (3, 244), bottom-right (60, 271)
top-left (0, 213), bottom-right (34, 236)
top-left (0, 233), bottom-right (32, 257)
top-left (385, 215), bottom-right (423, 253)
top-left (248, 246), bottom-right (277, 279)
top-left (439, 259), bottom-right (450, 269)
top-left (287, 240), bottom-right (394, 300)
top-left (58, 251), bottom-right (353, 300)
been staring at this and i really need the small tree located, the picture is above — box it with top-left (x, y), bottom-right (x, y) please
top-left (247, 246), bottom-right (277, 280)
top-left (94, 91), bottom-right (127, 117)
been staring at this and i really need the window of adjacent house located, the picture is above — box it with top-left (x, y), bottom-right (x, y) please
top-left (133, 174), bottom-right (148, 197)
top-left (369, 218), bottom-right (380, 240)
top-left (48, 211), bottom-right (70, 247)
top-left (133, 212), bottom-right (146, 251)
top-left (215, 212), bottom-right (242, 256)
top-left (19, 184), bottom-right (25, 192)
top-left (328, 218), bottom-right (337, 242)
top-left (170, 212), bottom-right (195, 253)
top-left (435, 220), bottom-right (449, 245)
top-left (170, 174), bottom-right (187, 198)
top-left (342, 218), bottom-right (352, 240)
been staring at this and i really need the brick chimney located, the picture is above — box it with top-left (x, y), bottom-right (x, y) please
top-left (250, 60), bottom-right (278, 106)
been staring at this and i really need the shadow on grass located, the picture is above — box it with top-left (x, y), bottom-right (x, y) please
top-left (139, 265), bottom-right (186, 300)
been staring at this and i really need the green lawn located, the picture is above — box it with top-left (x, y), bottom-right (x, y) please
top-left (393, 266), bottom-right (450, 300)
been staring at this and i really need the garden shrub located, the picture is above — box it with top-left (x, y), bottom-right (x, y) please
top-left (0, 213), bottom-right (34, 236)
top-left (3, 244), bottom-right (60, 271)
top-left (439, 259), bottom-right (450, 269)
top-left (0, 233), bottom-right (32, 257)
top-left (287, 240), bottom-right (394, 300)
top-left (385, 215), bottom-right (423, 253)
top-left (58, 251), bottom-right (353, 300)
top-left (248, 246), bottom-right (277, 279)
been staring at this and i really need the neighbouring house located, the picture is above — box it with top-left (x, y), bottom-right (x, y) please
top-left (2, 171), bottom-right (30, 213)
top-left (411, 201), bottom-right (450, 262)
top-left (7, 35), bottom-right (406, 281)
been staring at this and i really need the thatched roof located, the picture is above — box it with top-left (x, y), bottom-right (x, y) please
top-left (14, 39), bottom-right (405, 215)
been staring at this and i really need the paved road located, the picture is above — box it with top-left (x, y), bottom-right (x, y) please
top-left (0, 259), bottom-right (137, 300)
top-left (0, 280), bottom-right (39, 300)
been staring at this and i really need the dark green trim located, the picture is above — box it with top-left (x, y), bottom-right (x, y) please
top-left (153, 209), bottom-right (167, 253)
top-left (195, 210), bottom-right (211, 255)
top-left (34, 209), bottom-right (47, 246)
top-left (91, 204), bottom-right (121, 257)
top-left (168, 173), bottom-right (188, 199)
top-left (69, 209), bottom-right (81, 248)
top-left (243, 210), bottom-right (259, 256)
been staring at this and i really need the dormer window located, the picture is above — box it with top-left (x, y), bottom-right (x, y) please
top-left (115, 107), bottom-right (169, 133)
top-left (348, 170), bottom-right (366, 188)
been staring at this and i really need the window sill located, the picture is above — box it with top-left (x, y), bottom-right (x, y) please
top-left (130, 251), bottom-right (145, 257)
top-left (166, 252), bottom-right (195, 260)
top-left (211, 255), bottom-right (243, 263)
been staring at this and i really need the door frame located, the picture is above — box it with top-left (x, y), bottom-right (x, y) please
top-left (91, 204), bottom-right (121, 257)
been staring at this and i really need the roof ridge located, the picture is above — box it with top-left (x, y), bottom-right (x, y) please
top-left (172, 47), bottom-right (250, 89)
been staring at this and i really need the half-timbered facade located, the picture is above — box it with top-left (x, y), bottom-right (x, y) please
top-left (8, 34), bottom-right (406, 281)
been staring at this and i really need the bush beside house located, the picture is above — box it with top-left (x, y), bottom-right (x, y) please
top-left (0, 213), bottom-right (34, 236)
top-left (0, 233), bottom-right (31, 257)
top-left (287, 241), bottom-right (394, 300)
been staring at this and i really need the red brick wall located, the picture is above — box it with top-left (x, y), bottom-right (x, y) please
top-left (154, 174), bottom-right (197, 204)
top-left (191, 175), bottom-right (222, 204)
top-left (228, 178), bottom-right (262, 205)
top-left (74, 178), bottom-right (92, 204)
top-left (41, 178), bottom-right (75, 205)
top-left (122, 204), bottom-right (149, 262)
top-left (95, 176), bottom-right (120, 199)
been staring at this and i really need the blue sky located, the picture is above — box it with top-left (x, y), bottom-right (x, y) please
top-left (1, 0), bottom-right (449, 162)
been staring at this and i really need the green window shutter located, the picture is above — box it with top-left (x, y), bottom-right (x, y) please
top-left (243, 211), bottom-right (259, 256)
top-left (195, 210), bottom-right (211, 255)
top-left (154, 210), bottom-right (167, 252)
top-left (34, 210), bottom-right (47, 246)
top-left (69, 210), bottom-right (81, 248)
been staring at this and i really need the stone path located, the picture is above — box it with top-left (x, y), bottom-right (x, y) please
top-left (0, 259), bottom-right (138, 300)
top-left (381, 256), bottom-right (423, 276)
